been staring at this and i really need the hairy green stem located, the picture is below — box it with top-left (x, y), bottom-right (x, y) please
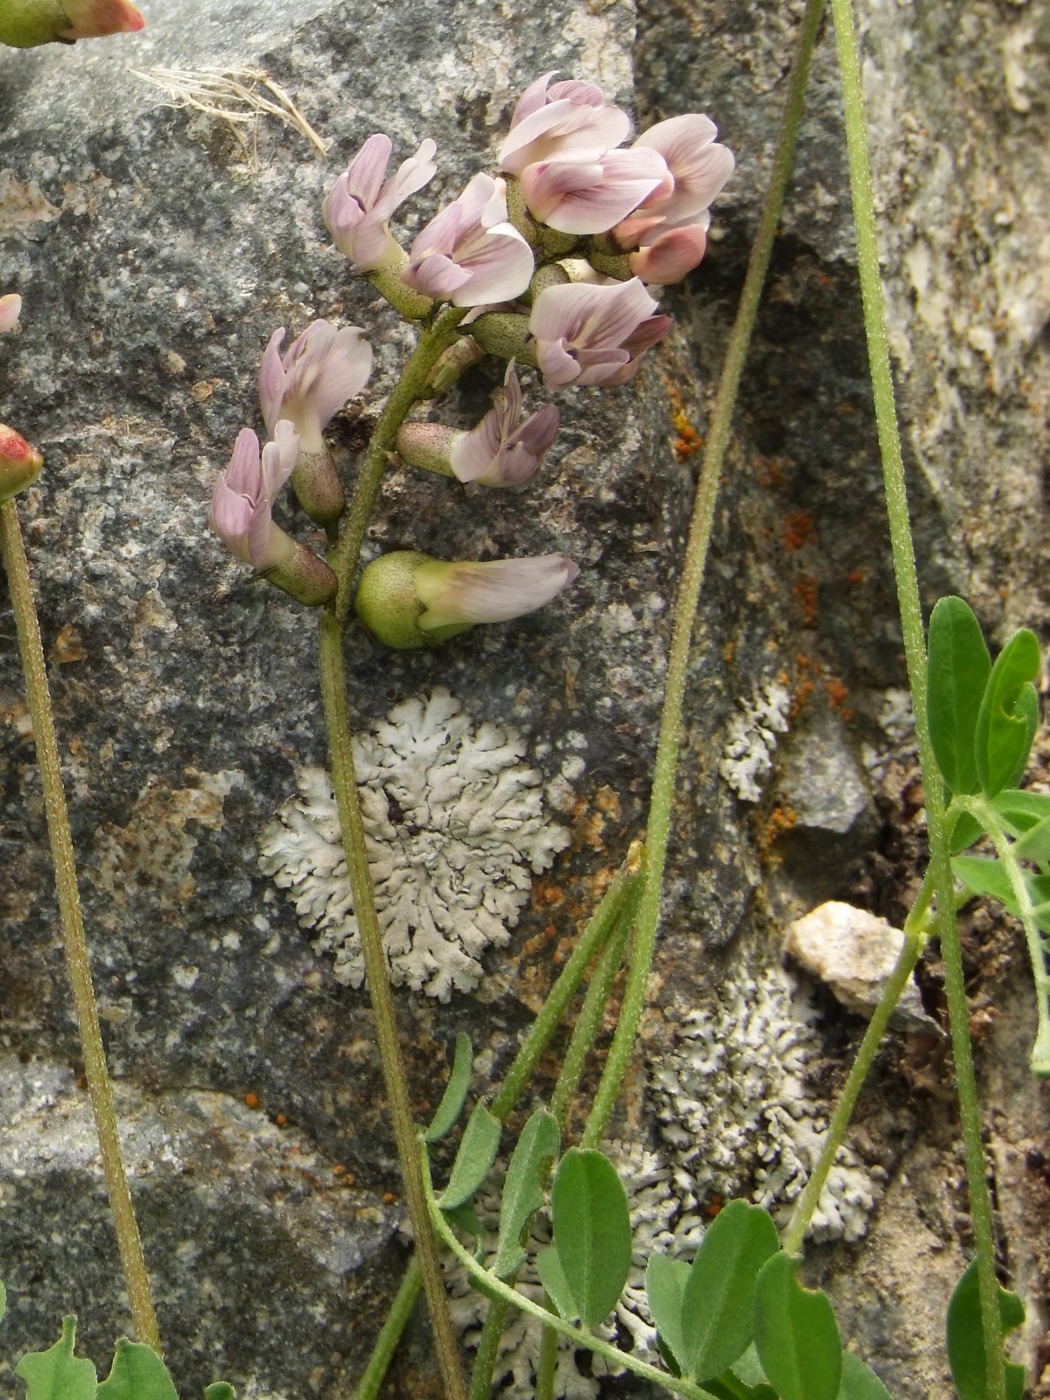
top-left (318, 610), bottom-right (466, 1400)
top-left (564, 895), bottom-right (636, 1143)
top-left (954, 796), bottom-right (1050, 1074)
top-left (827, 1), bottom-right (1005, 1394)
top-left (423, 1146), bottom-right (723, 1400)
top-left (0, 498), bottom-right (160, 1352)
top-left (329, 305), bottom-right (467, 624)
top-left (584, 0), bottom-right (827, 1145)
top-left (352, 1255), bottom-right (424, 1400)
top-left (781, 922), bottom-right (926, 1253)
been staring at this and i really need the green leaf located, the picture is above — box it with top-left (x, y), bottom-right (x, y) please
top-left (836, 1351), bottom-right (894, 1400)
top-left (753, 1254), bottom-right (842, 1400)
top-left (15, 1318), bottom-right (97, 1400)
top-left (425, 1033), bottom-right (474, 1143)
top-left (732, 1342), bottom-right (770, 1388)
top-left (953, 855), bottom-right (1016, 908)
top-left (549, 1148), bottom-right (632, 1328)
top-left (949, 809), bottom-right (986, 854)
top-left (443, 1202), bottom-right (484, 1237)
top-left (204, 1384), bottom-right (235, 1400)
top-left (946, 1259), bottom-right (1026, 1400)
top-left (680, 1199), bottom-right (779, 1380)
top-left (536, 1246), bottom-right (577, 1322)
top-left (645, 1253), bottom-right (691, 1373)
top-left (439, 1103), bottom-right (501, 1211)
top-left (97, 1341), bottom-right (178, 1400)
top-left (1011, 815), bottom-right (1050, 862)
top-left (989, 789), bottom-right (1050, 835)
top-left (974, 628), bottom-right (1040, 797)
top-left (493, 1108), bottom-right (559, 1279)
top-left (927, 597), bottom-right (991, 796)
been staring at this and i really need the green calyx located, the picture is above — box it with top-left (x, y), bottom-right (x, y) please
top-left (354, 550), bottom-right (433, 649)
top-left (0, 0), bottom-right (73, 46)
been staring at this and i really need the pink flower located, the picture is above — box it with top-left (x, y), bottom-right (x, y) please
top-left (450, 364), bottom-right (560, 486)
top-left (405, 173), bottom-right (534, 307)
top-left (354, 549), bottom-right (579, 646)
top-left (413, 554), bottom-right (579, 635)
top-left (57, 0), bottom-right (144, 39)
top-left (628, 224), bottom-right (709, 285)
top-left (529, 278), bottom-right (672, 388)
top-left (323, 134), bottom-right (437, 271)
top-left (209, 423), bottom-right (299, 571)
top-left (499, 73), bottom-right (631, 177)
top-left (631, 114), bottom-right (734, 231)
top-left (0, 294), bottom-right (22, 333)
top-left (519, 146), bottom-right (669, 236)
top-left (259, 320), bottom-right (372, 454)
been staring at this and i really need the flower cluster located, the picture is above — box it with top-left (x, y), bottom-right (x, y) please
top-left (210, 72), bottom-right (732, 642)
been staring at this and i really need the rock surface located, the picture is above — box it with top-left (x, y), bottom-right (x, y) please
top-left (1, 1), bottom-right (1048, 1397)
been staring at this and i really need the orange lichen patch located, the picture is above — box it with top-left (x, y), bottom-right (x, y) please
top-left (823, 675), bottom-right (853, 720)
top-left (793, 573), bottom-right (818, 626)
top-left (244, 1092), bottom-right (261, 1110)
top-left (1, 698), bottom-right (33, 740)
top-left (595, 785), bottom-right (622, 821)
top-left (782, 510), bottom-right (814, 553)
top-left (752, 452), bottom-right (794, 489)
top-left (723, 640), bottom-right (736, 665)
top-left (275, 1113), bottom-right (288, 1127)
top-left (847, 568), bottom-right (867, 586)
top-left (664, 378), bottom-right (704, 459)
top-left (533, 879), bottom-right (566, 909)
top-left (755, 803), bottom-right (797, 862)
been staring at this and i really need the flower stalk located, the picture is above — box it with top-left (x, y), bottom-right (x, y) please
top-left (0, 496), bottom-right (160, 1352)
top-left (583, 0), bottom-right (827, 1146)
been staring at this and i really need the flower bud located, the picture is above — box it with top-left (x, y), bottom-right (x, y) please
top-left (0, 0), bottom-right (143, 46)
top-left (0, 424), bottom-right (43, 501)
top-left (355, 549), bottom-right (579, 648)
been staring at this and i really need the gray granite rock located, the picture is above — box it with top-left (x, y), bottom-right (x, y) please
top-left (1, 1), bottom-right (1048, 1397)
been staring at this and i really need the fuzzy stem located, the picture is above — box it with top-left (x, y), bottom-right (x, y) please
top-left (423, 1146), bottom-right (724, 1400)
top-left (0, 498), bottom-right (160, 1352)
top-left (827, 1), bottom-right (1005, 1394)
top-left (583, 0), bottom-right (827, 1145)
top-left (329, 305), bottom-right (467, 625)
top-left (353, 1256), bottom-right (424, 1400)
top-left (318, 610), bottom-right (466, 1400)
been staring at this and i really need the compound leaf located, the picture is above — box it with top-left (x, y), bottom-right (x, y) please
top-left (680, 1199), bottom-right (778, 1380)
top-left (549, 1148), bottom-right (631, 1328)
top-left (927, 597), bottom-right (991, 796)
top-left (753, 1253), bottom-right (842, 1400)
top-left (974, 628), bottom-right (1040, 798)
top-left (493, 1108), bottom-right (559, 1279)
top-left (425, 1033), bottom-right (474, 1144)
top-left (439, 1102), bottom-right (501, 1211)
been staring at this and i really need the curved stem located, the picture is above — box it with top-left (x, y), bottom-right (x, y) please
top-left (584, 0), bottom-right (827, 1145)
top-left (318, 611), bottom-right (466, 1400)
top-left (827, 1), bottom-right (1004, 1394)
top-left (353, 1255), bottom-right (424, 1400)
top-left (0, 498), bottom-right (160, 1352)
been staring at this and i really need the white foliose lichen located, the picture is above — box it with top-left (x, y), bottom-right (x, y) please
top-left (444, 1141), bottom-right (681, 1399)
top-left (258, 688), bottom-right (571, 1001)
top-left (651, 962), bottom-right (882, 1245)
top-left (720, 680), bottom-right (792, 802)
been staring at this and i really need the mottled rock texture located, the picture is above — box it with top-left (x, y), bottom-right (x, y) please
top-left (1, 1), bottom-right (1048, 1397)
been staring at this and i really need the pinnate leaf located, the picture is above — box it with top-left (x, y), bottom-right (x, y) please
top-left (15, 1317), bottom-right (97, 1400)
top-left (548, 1148), bottom-right (631, 1328)
top-left (645, 1253), bottom-right (691, 1374)
top-left (493, 1108), bottom-right (559, 1279)
top-left (927, 597), bottom-right (991, 796)
top-left (947, 1259), bottom-right (1025, 1400)
top-left (425, 1032), bottom-right (473, 1143)
top-left (753, 1253), bottom-right (842, 1400)
top-left (439, 1102), bottom-right (501, 1210)
top-left (974, 628), bottom-right (1040, 797)
top-left (679, 1199), bottom-right (778, 1380)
